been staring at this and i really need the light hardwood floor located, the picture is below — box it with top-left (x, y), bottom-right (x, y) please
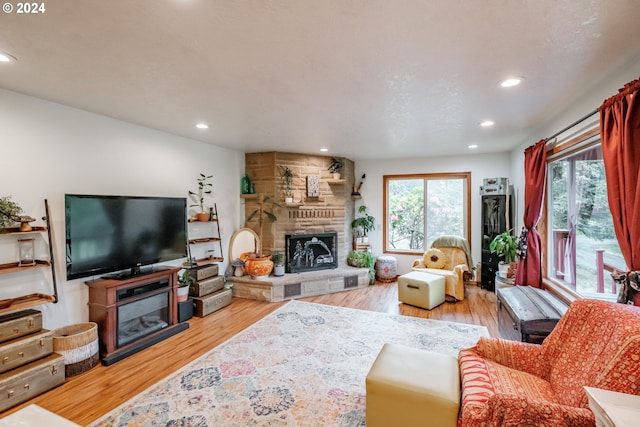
top-left (0, 281), bottom-right (498, 425)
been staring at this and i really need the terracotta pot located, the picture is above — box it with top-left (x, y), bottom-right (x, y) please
top-left (244, 256), bottom-right (274, 280)
top-left (196, 212), bottom-right (210, 222)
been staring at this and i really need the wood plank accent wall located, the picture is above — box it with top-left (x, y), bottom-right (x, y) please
top-left (244, 152), bottom-right (355, 266)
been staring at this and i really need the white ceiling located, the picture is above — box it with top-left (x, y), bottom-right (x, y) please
top-left (1, 1), bottom-right (640, 160)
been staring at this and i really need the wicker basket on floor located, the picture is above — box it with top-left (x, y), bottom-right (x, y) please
top-left (52, 322), bottom-right (99, 377)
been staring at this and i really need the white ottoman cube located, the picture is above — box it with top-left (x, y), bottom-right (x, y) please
top-left (398, 271), bottom-right (445, 310)
top-left (366, 343), bottom-right (460, 427)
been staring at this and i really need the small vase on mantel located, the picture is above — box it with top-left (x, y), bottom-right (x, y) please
top-left (332, 172), bottom-right (341, 180)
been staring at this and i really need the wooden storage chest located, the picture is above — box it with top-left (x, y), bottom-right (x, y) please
top-left (185, 264), bottom-right (218, 282)
top-left (497, 285), bottom-right (568, 344)
top-left (193, 288), bottom-right (232, 317)
top-left (189, 275), bottom-right (224, 297)
top-left (0, 330), bottom-right (53, 374)
top-left (0, 310), bottom-right (43, 344)
top-left (0, 353), bottom-right (65, 412)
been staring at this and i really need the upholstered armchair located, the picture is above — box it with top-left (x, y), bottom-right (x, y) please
top-left (412, 236), bottom-right (472, 301)
top-left (458, 299), bottom-right (640, 427)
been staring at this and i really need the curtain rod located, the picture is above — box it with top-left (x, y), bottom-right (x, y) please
top-left (544, 108), bottom-right (598, 143)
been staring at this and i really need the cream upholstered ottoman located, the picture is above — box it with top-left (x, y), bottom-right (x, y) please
top-left (398, 271), bottom-right (445, 310)
top-left (366, 343), bottom-right (460, 427)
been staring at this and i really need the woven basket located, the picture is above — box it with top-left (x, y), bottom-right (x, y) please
top-left (52, 322), bottom-right (99, 377)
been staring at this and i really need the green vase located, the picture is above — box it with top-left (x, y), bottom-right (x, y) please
top-left (241, 175), bottom-right (250, 194)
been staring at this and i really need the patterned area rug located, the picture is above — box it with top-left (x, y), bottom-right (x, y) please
top-left (90, 301), bottom-right (489, 427)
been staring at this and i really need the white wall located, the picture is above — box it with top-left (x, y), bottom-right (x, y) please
top-left (354, 152), bottom-right (512, 274)
top-left (0, 89), bottom-right (244, 329)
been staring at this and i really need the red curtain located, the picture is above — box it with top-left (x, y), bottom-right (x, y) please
top-left (515, 140), bottom-right (547, 288)
top-left (599, 78), bottom-right (640, 304)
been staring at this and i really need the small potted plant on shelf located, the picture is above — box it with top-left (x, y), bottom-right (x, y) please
top-left (271, 251), bottom-right (285, 277)
top-left (0, 196), bottom-right (23, 230)
top-left (351, 205), bottom-right (375, 244)
top-left (188, 173), bottom-right (213, 221)
top-left (279, 165), bottom-right (295, 204)
top-left (489, 230), bottom-right (518, 279)
top-left (328, 157), bottom-right (344, 180)
top-left (177, 270), bottom-right (194, 303)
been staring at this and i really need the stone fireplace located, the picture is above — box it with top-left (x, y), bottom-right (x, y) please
top-left (242, 152), bottom-right (356, 263)
top-left (229, 152), bottom-right (370, 302)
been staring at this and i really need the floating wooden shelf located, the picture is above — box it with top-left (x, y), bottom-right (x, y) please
top-left (0, 293), bottom-right (56, 315)
top-left (240, 194), bottom-right (258, 199)
top-left (327, 179), bottom-right (346, 184)
top-left (187, 218), bottom-right (218, 223)
top-left (284, 202), bottom-right (304, 208)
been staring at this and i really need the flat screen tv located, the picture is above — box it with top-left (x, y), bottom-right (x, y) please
top-left (65, 194), bottom-right (188, 280)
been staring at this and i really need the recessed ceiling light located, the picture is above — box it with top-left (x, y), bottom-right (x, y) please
top-left (500, 77), bottom-right (523, 88)
top-left (195, 123), bottom-right (209, 129)
top-left (480, 120), bottom-right (494, 127)
top-left (320, 148), bottom-right (328, 152)
top-left (0, 52), bottom-right (17, 63)
top-left (468, 144), bottom-right (479, 149)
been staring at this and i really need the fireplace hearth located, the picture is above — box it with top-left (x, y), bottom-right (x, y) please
top-left (286, 232), bottom-right (338, 273)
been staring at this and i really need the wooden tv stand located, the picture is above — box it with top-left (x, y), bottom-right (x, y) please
top-left (86, 266), bottom-right (189, 365)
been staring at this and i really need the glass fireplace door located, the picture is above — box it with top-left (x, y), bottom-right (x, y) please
top-left (117, 292), bottom-right (169, 347)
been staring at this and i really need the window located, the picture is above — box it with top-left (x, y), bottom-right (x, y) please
top-left (547, 135), bottom-right (625, 298)
top-left (384, 173), bottom-right (470, 254)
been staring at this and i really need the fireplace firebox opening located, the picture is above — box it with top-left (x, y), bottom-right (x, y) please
top-left (285, 232), bottom-right (338, 273)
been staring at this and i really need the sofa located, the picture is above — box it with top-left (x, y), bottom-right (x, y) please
top-left (458, 298), bottom-right (640, 427)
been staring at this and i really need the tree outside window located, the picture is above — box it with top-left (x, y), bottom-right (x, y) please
top-left (548, 141), bottom-right (625, 297)
top-left (384, 173), bottom-right (470, 254)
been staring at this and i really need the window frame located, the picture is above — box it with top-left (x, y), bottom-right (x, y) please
top-left (383, 172), bottom-right (471, 255)
top-left (540, 126), bottom-right (618, 303)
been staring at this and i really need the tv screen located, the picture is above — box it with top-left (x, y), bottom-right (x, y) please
top-left (65, 194), bottom-right (187, 280)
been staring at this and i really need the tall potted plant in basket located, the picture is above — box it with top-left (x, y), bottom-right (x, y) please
top-left (244, 194), bottom-right (281, 279)
top-left (188, 173), bottom-right (213, 221)
top-left (489, 230), bottom-right (518, 279)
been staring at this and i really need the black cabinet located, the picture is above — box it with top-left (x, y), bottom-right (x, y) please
top-left (480, 180), bottom-right (514, 291)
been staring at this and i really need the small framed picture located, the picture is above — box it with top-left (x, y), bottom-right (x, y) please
top-left (307, 175), bottom-right (320, 197)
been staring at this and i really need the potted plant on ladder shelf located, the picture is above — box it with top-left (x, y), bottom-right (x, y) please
top-left (189, 173), bottom-right (213, 222)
